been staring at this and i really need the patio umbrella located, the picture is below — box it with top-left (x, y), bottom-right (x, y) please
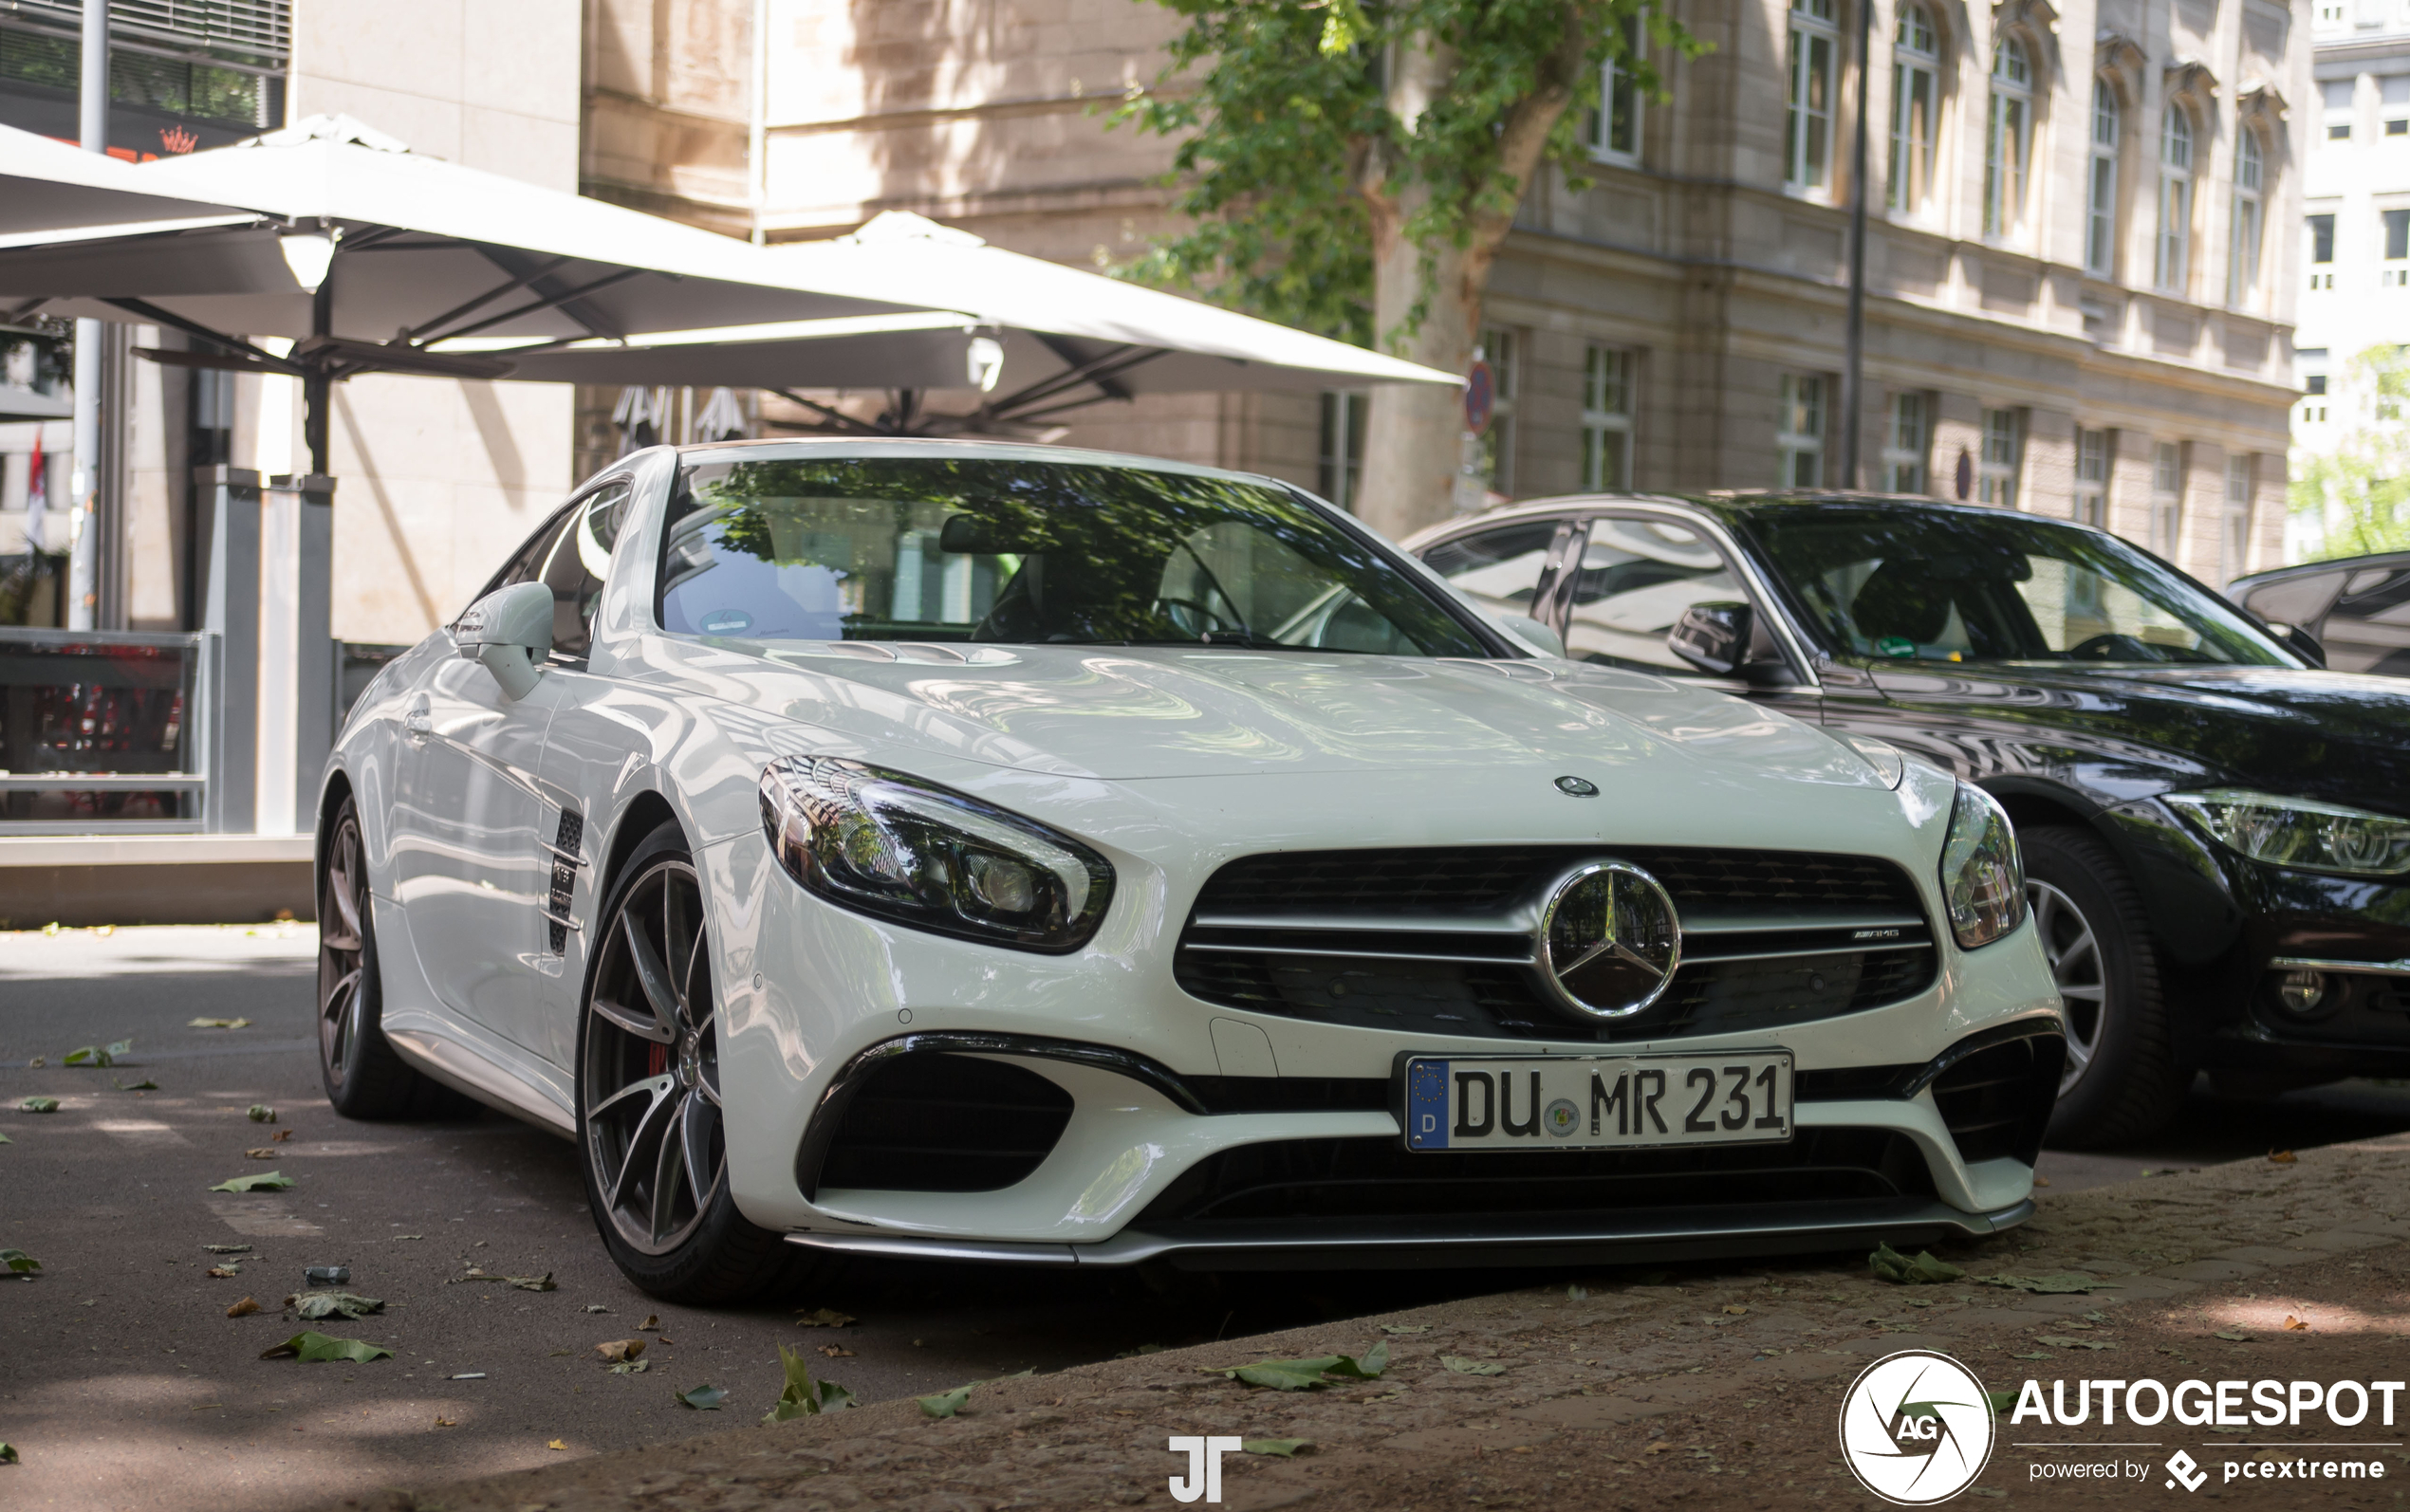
top-left (0, 123), bottom-right (249, 235)
top-left (487, 212), bottom-right (1457, 434)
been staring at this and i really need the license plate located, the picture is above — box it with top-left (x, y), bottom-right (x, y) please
top-left (1401, 1052), bottom-right (1793, 1152)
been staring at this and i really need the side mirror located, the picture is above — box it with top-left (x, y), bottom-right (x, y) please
top-left (1667, 601), bottom-right (1752, 676)
top-left (1496, 613), bottom-right (1566, 658)
top-left (454, 581), bottom-right (554, 700)
top-left (2280, 624), bottom-right (2326, 669)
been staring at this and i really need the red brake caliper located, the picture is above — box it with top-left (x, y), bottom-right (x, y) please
top-left (646, 1042), bottom-right (668, 1078)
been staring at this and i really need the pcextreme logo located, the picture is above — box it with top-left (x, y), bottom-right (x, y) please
top-left (1838, 1349), bottom-right (1997, 1505)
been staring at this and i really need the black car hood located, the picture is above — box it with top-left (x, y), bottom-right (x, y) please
top-left (1863, 661), bottom-right (2410, 816)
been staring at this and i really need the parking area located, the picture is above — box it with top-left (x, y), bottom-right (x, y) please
top-left (10, 925), bottom-right (2410, 1511)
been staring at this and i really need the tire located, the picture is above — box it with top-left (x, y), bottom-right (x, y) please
top-left (576, 821), bottom-right (816, 1304)
top-left (2026, 825), bottom-right (2187, 1148)
top-left (318, 797), bottom-right (446, 1119)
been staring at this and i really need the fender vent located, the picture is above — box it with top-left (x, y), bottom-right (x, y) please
top-left (1931, 1033), bottom-right (2065, 1167)
top-left (546, 808), bottom-right (584, 953)
top-left (814, 1053), bottom-right (1074, 1193)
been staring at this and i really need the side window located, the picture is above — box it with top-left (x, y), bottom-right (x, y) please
top-left (1419, 521), bottom-right (1563, 621)
top-left (534, 481), bottom-right (634, 662)
top-left (2322, 565), bottom-right (2410, 676)
top-left (462, 504), bottom-right (578, 630)
top-left (1563, 517), bottom-right (1755, 673)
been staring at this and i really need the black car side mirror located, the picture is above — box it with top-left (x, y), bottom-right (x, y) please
top-left (1668, 601), bottom-right (1752, 676)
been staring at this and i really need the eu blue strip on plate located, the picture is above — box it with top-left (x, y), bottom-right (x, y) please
top-left (1406, 1059), bottom-right (1449, 1149)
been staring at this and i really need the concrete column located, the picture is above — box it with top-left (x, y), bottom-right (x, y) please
top-left (286, 474), bottom-right (336, 834)
top-left (198, 466), bottom-right (261, 836)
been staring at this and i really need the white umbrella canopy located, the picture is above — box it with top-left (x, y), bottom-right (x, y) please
top-left (492, 213), bottom-right (1456, 434)
top-left (0, 123), bottom-right (249, 235)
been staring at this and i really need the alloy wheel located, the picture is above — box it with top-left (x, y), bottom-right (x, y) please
top-left (2028, 876), bottom-right (2106, 1094)
top-left (318, 812), bottom-right (371, 1081)
top-left (583, 858), bottom-right (724, 1256)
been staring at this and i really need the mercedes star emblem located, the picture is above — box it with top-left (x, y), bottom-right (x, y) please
top-left (1537, 861), bottom-right (1683, 1019)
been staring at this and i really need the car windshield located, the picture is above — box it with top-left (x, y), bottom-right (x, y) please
top-left (658, 453), bottom-right (1492, 656)
top-left (1739, 506), bottom-right (2292, 667)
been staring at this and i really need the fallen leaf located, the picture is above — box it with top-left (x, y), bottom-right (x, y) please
top-left (816, 1343), bottom-right (854, 1357)
top-left (433, 1417), bottom-right (456, 1429)
top-left (2269, 1150), bottom-right (2298, 1165)
top-left (763, 1342), bottom-right (857, 1422)
top-left (1721, 1305), bottom-right (1749, 1317)
top-left (206, 1265), bottom-right (239, 1279)
top-left (1212, 1341), bottom-right (1389, 1392)
top-left (916, 1367), bottom-right (1032, 1419)
top-left (112, 1078), bottom-right (159, 1092)
top-left (259, 1331), bottom-right (394, 1363)
top-left (1974, 1272), bottom-right (2117, 1295)
top-left (189, 1018), bottom-right (252, 1030)
top-left (245, 1105), bottom-right (274, 1123)
top-left (202, 1245), bottom-right (250, 1254)
top-left (1566, 1284), bottom-right (1589, 1300)
top-left (595, 1338), bottom-right (646, 1363)
top-left (17, 1097), bottom-right (58, 1114)
top-left (581, 1304), bottom-right (608, 1314)
top-left (2215, 1330), bottom-right (2252, 1342)
top-left (608, 1358), bottom-right (649, 1375)
top-left (0, 1131), bottom-right (9, 1142)
top-left (638, 1315), bottom-right (659, 1331)
top-left (547, 1438), bottom-right (566, 1450)
top-left (794, 1307), bottom-right (855, 1328)
top-left (244, 1149), bottom-right (275, 1159)
top-left (2011, 1351), bottom-right (2052, 1360)
top-left (0, 1442), bottom-right (15, 1463)
top-left (227, 1297), bottom-right (260, 1318)
top-left (64, 1041), bottom-right (131, 1068)
top-left (1441, 1355), bottom-right (1508, 1376)
top-left (209, 1171), bottom-right (293, 1192)
top-left (1869, 1243), bottom-right (1965, 1284)
top-left (287, 1291), bottom-right (383, 1321)
top-left (2031, 1176), bottom-right (2050, 1187)
top-left (2035, 1336), bottom-right (2118, 1351)
top-left (1, 1248), bottom-right (41, 1274)
top-left (1379, 1324), bottom-right (1431, 1336)
top-left (491, 1272), bottom-right (556, 1292)
top-left (2284, 1316), bottom-right (2309, 1332)
top-left (1242, 1439), bottom-right (1317, 1457)
top-left (394, 1235), bottom-right (423, 1242)
top-left (270, 1129), bottom-right (292, 1143)
top-left (676, 1384), bottom-right (727, 1411)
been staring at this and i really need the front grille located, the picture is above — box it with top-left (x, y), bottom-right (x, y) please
top-left (1176, 845), bottom-right (1937, 1042)
top-left (814, 1053), bottom-right (1073, 1192)
top-left (1932, 1033), bottom-right (2064, 1167)
top-left (1133, 1129), bottom-right (1937, 1226)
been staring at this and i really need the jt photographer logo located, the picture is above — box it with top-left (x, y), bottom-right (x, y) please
top-left (1839, 1350), bottom-right (1997, 1504)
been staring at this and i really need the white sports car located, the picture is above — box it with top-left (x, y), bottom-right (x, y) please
top-left (317, 438), bottom-right (2064, 1302)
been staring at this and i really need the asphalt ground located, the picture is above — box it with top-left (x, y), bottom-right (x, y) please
top-left (8, 925), bottom-right (2410, 1510)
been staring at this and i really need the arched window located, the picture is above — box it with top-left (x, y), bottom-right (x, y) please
top-left (2227, 130), bottom-right (2265, 305)
top-left (1787, 0), bottom-right (1840, 192)
top-left (2086, 81), bottom-right (2121, 276)
top-left (2157, 104), bottom-right (2194, 291)
top-left (1984, 37), bottom-right (2032, 237)
top-left (1889, 2), bottom-right (1939, 212)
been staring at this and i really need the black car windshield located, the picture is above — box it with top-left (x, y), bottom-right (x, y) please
top-left (658, 452), bottom-right (1492, 656)
top-left (1740, 506), bottom-right (2293, 667)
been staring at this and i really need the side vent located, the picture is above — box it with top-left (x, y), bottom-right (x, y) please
top-left (544, 807), bottom-right (584, 953)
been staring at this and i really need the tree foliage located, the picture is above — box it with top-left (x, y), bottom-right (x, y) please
top-left (2291, 346), bottom-right (2410, 559)
top-left (1110, 0), bottom-right (1693, 348)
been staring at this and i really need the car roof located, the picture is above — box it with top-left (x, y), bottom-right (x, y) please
top-left (2231, 549), bottom-right (2410, 590)
top-left (1409, 489), bottom-right (2123, 543)
top-left (671, 434), bottom-right (1288, 491)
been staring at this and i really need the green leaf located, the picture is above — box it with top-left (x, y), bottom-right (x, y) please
top-left (676, 1384), bottom-right (727, 1411)
top-left (2215, 1329), bottom-right (2252, 1342)
top-left (210, 1171), bottom-right (294, 1192)
top-left (62, 1045), bottom-right (112, 1068)
top-left (0, 1248), bottom-right (40, 1274)
top-left (1214, 1341), bottom-right (1389, 1391)
top-left (916, 1383), bottom-right (975, 1419)
top-left (190, 1018), bottom-right (252, 1029)
top-left (260, 1331), bottom-right (394, 1364)
top-left (0, 1441), bottom-right (16, 1463)
top-left (1440, 1355), bottom-right (1507, 1375)
top-left (0, 1131), bottom-right (11, 1142)
top-left (1869, 1243), bottom-right (1965, 1284)
top-left (16, 1098), bottom-right (57, 1114)
top-left (1243, 1438), bottom-right (1316, 1457)
top-left (609, 1357), bottom-right (649, 1375)
top-left (244, 1104), bottom-right (275, 1122)
top-left (762, 1343), bottom-right (855, 1422)
top-left (289, 1291), bottom-right (382, 1321)
top-left (111, 1079), bottom-right (158, 1092)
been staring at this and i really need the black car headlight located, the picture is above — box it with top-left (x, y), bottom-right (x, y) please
top-left (2163, 787), bottom-right (2410, 878)
top-left (1939, 782), bottom-right (2026, 950)
top-left (758, 756), bottom-right (1114, 951)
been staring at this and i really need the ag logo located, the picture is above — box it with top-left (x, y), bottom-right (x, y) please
top-left (1837, 1349), bottom-right (1995, 1504)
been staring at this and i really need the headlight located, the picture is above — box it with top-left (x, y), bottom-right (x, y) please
top-left (758, 757), bottom-right (1114, 951)
top-left (2162, 787), bottom-right (2410, 877)
top-left (1939, 782), bottom-right (2026, 950)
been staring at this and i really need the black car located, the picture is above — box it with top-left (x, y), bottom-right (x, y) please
top-left (1405, 492), bottom-right (2410, 1147)
top-left (2230, 551), bottom-right (2410, 679)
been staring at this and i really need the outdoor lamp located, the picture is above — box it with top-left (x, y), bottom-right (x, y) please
top-left (279, 230), bottom-right (338, 293)
top-left (967, 334), bottom-right (1004, 393)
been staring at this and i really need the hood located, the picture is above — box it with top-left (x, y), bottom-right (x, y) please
top-left (1866, 660), bottom-right (2410, 815)
top-left (655, 640), bottom-right (1891, 795)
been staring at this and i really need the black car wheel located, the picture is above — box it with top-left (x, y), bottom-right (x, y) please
top-left (2025, 825), bottom-right (2187, 1148)
top-left (577, 822), bottom-right (815, 1302)
top-left (319, 797), bottom-right (443, 1118)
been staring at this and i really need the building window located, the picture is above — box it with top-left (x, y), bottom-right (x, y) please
top-left (2086, 81), bottom-right (2121, 277)
top-left (1318, 391), bottom-right (1367, 511)
top-left (1586, 15), bottom-right (1643, 163)
top-left (2223, 455), bottom-right (2255, 584)
top-left (1581, 345), bottom-right (1635, 490)
top-left (1786, 0), bottom-right (1839, 193)
top-left (1976, 408), bottom-right (2022, 507)
top-left (2073, 428), bottom-right (2110, 526)
top-left (2386, 75), bottom-right (2410, 135)
top-left (1475, 325), bottom-right (1519, 497)
top-left (2151, 442), bottom-right (2184, 560)
top-left (2299, 348), bottom-right (2330, 423)
top-left (1889, 3), bottom-right (1938, 213)
top-left (2157, 105), bottom-right (2194, 292)
top-left (2325, 79), bottom-right (2353, 140)
top-left (1882, 392), bottom-right (1928, 493)
top-left (1777, 374), bottom-right (1826, 488)
top-left (1985, 37), bottom-right (2033, 239)
top-left (2308, 212), bottom-right (2336, 289)
top-left (2227, 131), bottom-right (2264, 307)
top-left (2385, 209), bottom-right (2410, 287)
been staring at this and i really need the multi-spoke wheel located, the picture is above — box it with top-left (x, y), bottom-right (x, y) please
top-left (317, 796), bottom-right (438, 1118)
top-left (576, 822), bottom-right (810, 1302)
top-left (2024, 825), bottom-right (2185, 1149)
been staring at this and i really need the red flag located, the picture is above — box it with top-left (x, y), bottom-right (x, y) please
top-left (23, 428), bottom-right (46, 551)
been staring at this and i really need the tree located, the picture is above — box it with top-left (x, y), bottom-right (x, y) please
top-left (2291, 345), bottom-right (2410, 559)
top-left (1113, 0), bottom-right (1687, 540)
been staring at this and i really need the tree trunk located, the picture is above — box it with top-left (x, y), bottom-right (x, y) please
top-left (1354, 210), bottom-right (1483, 543)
